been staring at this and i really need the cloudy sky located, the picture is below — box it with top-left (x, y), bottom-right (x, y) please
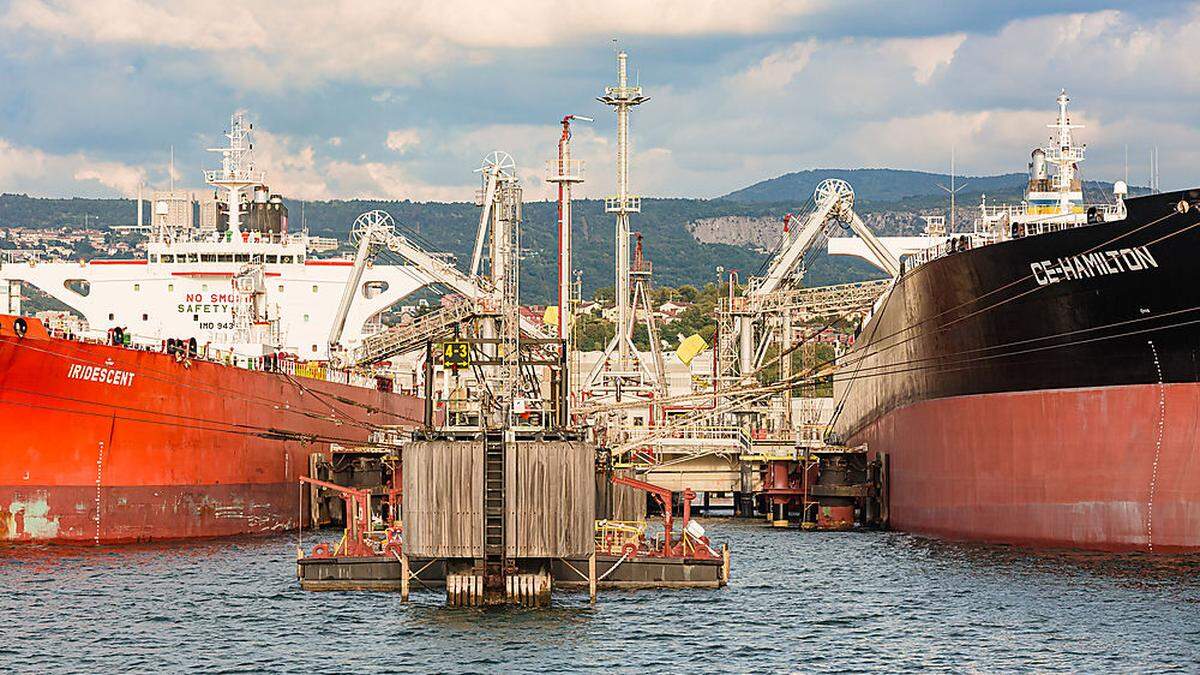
top-left (0, 0), bottom-right (1196, 201)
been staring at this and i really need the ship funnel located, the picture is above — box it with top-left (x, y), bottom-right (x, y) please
top-left (1030, 148), bottom-right (1047, 180)
top-left (1113, 180), bottom-right (1128, 199)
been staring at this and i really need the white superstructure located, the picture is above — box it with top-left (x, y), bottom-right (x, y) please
top-left (0, 112), bottom-right (435, 360)
top-left (831, 91), bottom-right (1128, 273)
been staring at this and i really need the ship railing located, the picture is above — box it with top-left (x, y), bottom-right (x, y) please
top-left (907, 201), bottom-right (1124, 271)
top-left (621, 425), bottom-right (751, 451)
top-left (81, 332), bottom-right (386, 390)
top-left (150, 229), bottom-right (300, 247)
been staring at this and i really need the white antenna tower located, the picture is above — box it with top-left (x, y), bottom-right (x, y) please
top-left (598, 49), bottom-right (648, 372)
top-left (1151, 146), bottom-right (1160, 194)
top-left (1043, 89), bottom-right (1085, 211)
top-left (937, 147), bottom-right (968, 232)
top-left (204, 111), bottom-right (264, 236)
top-left (582, 48), bottom-right (668, 432)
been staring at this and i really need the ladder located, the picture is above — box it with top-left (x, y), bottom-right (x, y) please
top-left (482, 430), bottom-right (506, 584)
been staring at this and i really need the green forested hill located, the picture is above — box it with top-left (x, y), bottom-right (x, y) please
top-left (0, 166), bottom-right (1143, 305)
top-left (0, 192), bottom-right (772, 302)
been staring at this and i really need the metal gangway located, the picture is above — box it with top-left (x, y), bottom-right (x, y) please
top-left (351, 301), bottom-right (485, 366)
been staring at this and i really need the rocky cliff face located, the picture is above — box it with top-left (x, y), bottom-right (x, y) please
top-left (687, 210), bottom-right (956, 249)
top-left (687, 215), bottom-right (782, 250)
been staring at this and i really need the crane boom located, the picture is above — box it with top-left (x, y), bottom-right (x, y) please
top-left (753, 197), bottom-right (840, 298)
top-left (847, 211), bottom-right (900, 277)
top-left (470, 171), bottom-right (498, 278)
top-left (327, 228), bottom-right (377, 347)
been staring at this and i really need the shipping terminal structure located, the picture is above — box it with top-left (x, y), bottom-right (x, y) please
top-left (1, 52), bottom-right (1197, 563)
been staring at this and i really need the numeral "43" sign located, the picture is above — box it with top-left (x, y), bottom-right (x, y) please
top-left (441, 340), bottom-right (471, 369)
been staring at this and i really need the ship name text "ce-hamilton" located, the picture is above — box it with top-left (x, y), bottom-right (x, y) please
top-left (1029, 246), bottom-right (1158, 286)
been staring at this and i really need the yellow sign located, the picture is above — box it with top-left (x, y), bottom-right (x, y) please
top-left (675, 333), bottom-right (708, 366)
top-left (442, 340), bottom-right (471, 369)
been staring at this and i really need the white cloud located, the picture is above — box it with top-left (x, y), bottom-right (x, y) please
top-left (2, 0), bottom-right (820, 90)
top-left (7, 4), bottom-right (1200, 199)
top-left (252, 130), bottom-right (469, 202)
top-left (385, 129), bottom-right (421, 154)
top-left (881, 33), bottom-right (966, 85)
top-left (848, 110), bottom-right (1056, 172)
top-left (0, 138), bottom-right (147, 197)
top-left (739, 39), bottom-right (817, 91)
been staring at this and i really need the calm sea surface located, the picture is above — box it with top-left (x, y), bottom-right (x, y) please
top-left (3, 519), bottom-right (1199, 673)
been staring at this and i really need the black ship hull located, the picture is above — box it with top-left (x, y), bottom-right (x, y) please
top-left (833, 189), bottom-right (1200, 550)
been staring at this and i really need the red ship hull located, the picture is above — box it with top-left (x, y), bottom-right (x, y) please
top-left (0, 321), bottom-right (421, 543)
top-left (851, 384), bottom-right (1200, 551)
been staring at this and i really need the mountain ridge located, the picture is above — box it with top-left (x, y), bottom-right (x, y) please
top-left (720, 168), bottom-right (1030, 204)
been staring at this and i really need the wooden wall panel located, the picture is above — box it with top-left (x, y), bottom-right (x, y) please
top-left (610, 468), bottom-right (648, 523)
top-left (505, 440), bottom-right (594, 558)
top-left (402, 440), bottom-right (483, 558)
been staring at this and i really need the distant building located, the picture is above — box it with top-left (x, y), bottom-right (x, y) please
top-left (306, 236), bottom-right (340, 253)
top-left (2, 249), bottom-right (42, 263)
top-left (199, 192), bottom-right (219, 231)
top-left (578, 300), bottom-right (602, 316)
top-left (35, 310), bottom-right (88, 337)
top-left (109, 224), bottom-right (152, 234)
top-left (151, 190), bottom-right (194, 231)
top-left (658, 300), bottom-right (691, 317)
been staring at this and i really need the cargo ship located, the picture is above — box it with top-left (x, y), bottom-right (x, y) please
top-left (832, 91), bottom-right (1200, 551)
top-left (0, 113), bottom-right (429, 543)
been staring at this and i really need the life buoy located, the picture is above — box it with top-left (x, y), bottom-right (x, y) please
top-left (621, 542), bottom-right (639, 559)
top-left (13, 317), bottom-right (27, 338)
top-left (311, 542), bottom-right (333, 558)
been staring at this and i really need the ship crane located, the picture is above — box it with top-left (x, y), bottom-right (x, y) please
top-left (604, 180), bottom-right (898, 471)
top-left (334, 152), bottom-right (553, 369)
top-left (721, 179), bottom-right (898, 385)
top-left (753, 179), bottom-right (898, 298)
top-left (328, 209), bottom-right (492, 361)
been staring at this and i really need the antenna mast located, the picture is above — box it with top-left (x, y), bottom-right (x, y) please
top-left (582, 48), bottom-right (667, 441)
top-left (204, 111), bottom-right (264, 236)
top-left (598, 49), bottom-right (648, 371)
top-left (937, 147), bottom-right (967, 232)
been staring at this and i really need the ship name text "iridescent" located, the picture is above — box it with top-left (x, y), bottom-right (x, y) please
top-left (67, 363), bottom-right (136, 386)
top-left (1030, 246), bottom-right (1158, 286)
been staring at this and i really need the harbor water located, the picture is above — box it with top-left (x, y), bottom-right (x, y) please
top-left (3, 519), bottom-right (1199, 672)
